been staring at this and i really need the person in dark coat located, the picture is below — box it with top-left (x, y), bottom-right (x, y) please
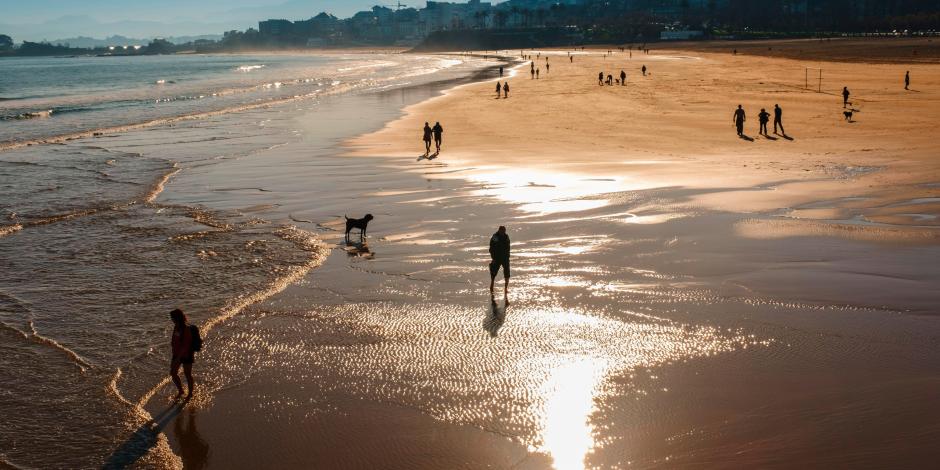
top-left (758, 108), bottom-right (770, 136)
top-left (733, 105), bottom-right (746, 136)
top-left (432, 122), bottom-right (443, 153)
top-left (773, 104), bottom-right (785, 135)
top-left (488, 226), bottom-right (511, 294)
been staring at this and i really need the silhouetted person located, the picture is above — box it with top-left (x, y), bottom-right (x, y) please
top-left (758, 108), bottom-right (770, 135)
top-left (169, 309), bottom-right (196, 399)
top-left (499, 66), bottom-right (504, 77)
top-left (432, 122), bottom-right (443, 153)
top-left (733, 105), bottom-right (746, 136)
top-left (620, 70), bottom-right (626, 85)
top-left (607, 74), bottom-right (613, 85)
top-left (905, 71), bottom-right (910, 90)
top-left (546, 63), bottom-right (550, 73)
top-left (496, 81), bottom-right (502, 98)
top-left (422, 122), bottom-right (432, 155)
top-left (570, 55), bottom-right (573, 63)
top-left (536, 68), bottom-right (540, 79)
top-left (842, 87), bottom-right (850, 107)
top-left (503, 81), bottom-right (509, 98)
top-left (598, 71), bottom-right (604, 85)
top-left (773, 104), bottom-right (785, 135)
top-left (489, 226), bottom-right (511, 294)
top-left (642, 65), bottom-right (647, 76)
top-left (531, 63), bottom-right (535, 79)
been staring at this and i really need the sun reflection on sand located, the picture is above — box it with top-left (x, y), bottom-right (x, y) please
top-left (539, 357), bottom-right (608, 470)
top-left (464, 168), bottom-right (638, 215)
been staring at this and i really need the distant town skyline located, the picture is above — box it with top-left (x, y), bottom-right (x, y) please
top-left (2, 0), bottom-right (510, 42)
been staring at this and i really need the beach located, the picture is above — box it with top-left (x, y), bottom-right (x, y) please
top-left (2, 40), bottom-right (940, 469)
top-left (166, 41), bottom-right (939, 468)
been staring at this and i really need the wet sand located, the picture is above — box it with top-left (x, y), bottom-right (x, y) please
top-left (133, 45), bottom-right (940, 469)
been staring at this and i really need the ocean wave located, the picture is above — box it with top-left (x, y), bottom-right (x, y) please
top-left (236, 64), bottom-right (266, 72)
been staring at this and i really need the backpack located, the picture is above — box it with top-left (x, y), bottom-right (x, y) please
top-left (190, 325), bottom-right (203, 353)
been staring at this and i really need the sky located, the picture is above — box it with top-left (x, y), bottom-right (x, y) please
top-left (0, 0), bottom-right (428, 41)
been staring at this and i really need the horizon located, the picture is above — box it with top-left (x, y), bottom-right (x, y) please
top-left (0, 0), bottom-right (504, 42)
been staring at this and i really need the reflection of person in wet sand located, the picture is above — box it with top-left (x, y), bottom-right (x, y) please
top-left (170, 309), bottom-right (195, 399)
top-left (422, 122), bottom-right (432, 155)
top-left (484, 294), bottom-right (507, 338)
top-left (174, 408), bottom-right (210, 470)
top-left (488, 225), bottom-right (511, 294)
top-left (432, 122), bottom-right (443, 153)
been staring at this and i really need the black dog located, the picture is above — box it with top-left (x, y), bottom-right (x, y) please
top-left (843, 110), bottom-right (853, 121)
top-left (344, 214), bottom-right (374, 241)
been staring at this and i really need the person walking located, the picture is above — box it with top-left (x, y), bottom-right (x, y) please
top-left (905, 71), bottom-right (910, 90)
top-left (773, 104), bottom-right (785, 135)
top-left (758, 108), bottom-right (770, 136)
top-left (530, 62), bottom-right (535, 79)
top-left (488, 226), bottom-right (511, 294)
top-left (499, 66), bottom-right (504, 78)
top-left (642, 65), bottom-right (647, 76)
top-left (496, 81), bottom-right (502, 98)
top-left (546, 63), bottom-right (550, 73)
top-left (503, 81), bottom-right (509, 98)
top-left (432, 121), bottom-right (443, 153)
top-left (169, 308), bottom-right (198, 399)
top-left (422, 122), bottom-right (432, 155)
top-left (733, 105), bottom-right (746, 136)
top-left (536, 67), bottom-right (540, 79)
top-left (620, 70), bottom-right (626, 85)
top-left (598, 71), bottom-right (604, 86)
top-left (842, 87), bottom-right (850, 107)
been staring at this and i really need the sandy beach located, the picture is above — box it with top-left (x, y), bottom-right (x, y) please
top-left (144, 40), bottom-right (940, 468)
top-left (3, 41), bottom-right (939, 469)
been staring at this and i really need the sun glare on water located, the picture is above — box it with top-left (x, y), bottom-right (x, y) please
top-left (539, 357), bottom-right (609, 470)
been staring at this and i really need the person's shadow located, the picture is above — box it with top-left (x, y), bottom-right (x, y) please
top-left (483, 294), bottom-right (508, 338)
top-left (739, 133), bottom-right (755, 142)
top-left (102, 401), bottom-right (187, 469)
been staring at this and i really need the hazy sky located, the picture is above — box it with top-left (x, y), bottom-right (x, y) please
top-left (1, 0), bottom-right (440, 40)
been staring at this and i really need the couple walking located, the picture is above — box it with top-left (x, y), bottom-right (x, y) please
top-left (495, 81), bottom-right (510, 98)
top-left (422, 121), bottom-right (444, 156)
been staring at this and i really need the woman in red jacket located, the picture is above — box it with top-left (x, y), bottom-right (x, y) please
top-left (170, 308), bottom-right (195, 399)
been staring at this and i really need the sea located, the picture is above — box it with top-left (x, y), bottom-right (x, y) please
top-left (0, 51), bottom-right (492, 469)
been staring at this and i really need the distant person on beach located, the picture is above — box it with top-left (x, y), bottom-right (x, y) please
top-left (496, 81), bottom-right (502, 98)
top-left (642, 65), bottom-right (647, 76)
top-left (905, 71), bottom-right (910, 90)
top-left (432, 122), bottom-right (443, 153)
top-left (531, 63), bottom-right (535, 79)
top-left (773, 104), bottom-right (785, 135)
top-left (733, 105), bottom-right (746, 136)
top-left (758, 108), bottom-right (770, 136)
top-left (170, 308), bottom-right (198, 399)
top-left (598, 72), bottom-right (604, 85)
top-left (842, 87), bottom-right (850, 107)
top-left (536, 68), bottom-right (540, 79)
top-left (423, 122), bottom-right (432, 155)
top-left (488, 226), bottom-right (511, 294)
top-left (503, 81), bottom-right (509, 98)
top-left (570, 55), bottom-right (573, 63)
top-left (546, 63), bottom-right (550, 73)
top-left (620, 70), bottom-right (626, 85)
top-left (499, 66), bottom-right (504, 77)
top-left (607, 74), bottom-right (613, 85)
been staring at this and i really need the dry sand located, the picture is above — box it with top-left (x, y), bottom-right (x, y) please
top-left (142, 43), bottom-right (940, 469)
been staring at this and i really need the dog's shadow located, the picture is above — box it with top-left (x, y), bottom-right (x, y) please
top-left (344, 240), bottom-right (374, 259)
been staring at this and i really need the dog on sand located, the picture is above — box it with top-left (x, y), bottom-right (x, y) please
top-left (345, 214), bottom-right (374, 241)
